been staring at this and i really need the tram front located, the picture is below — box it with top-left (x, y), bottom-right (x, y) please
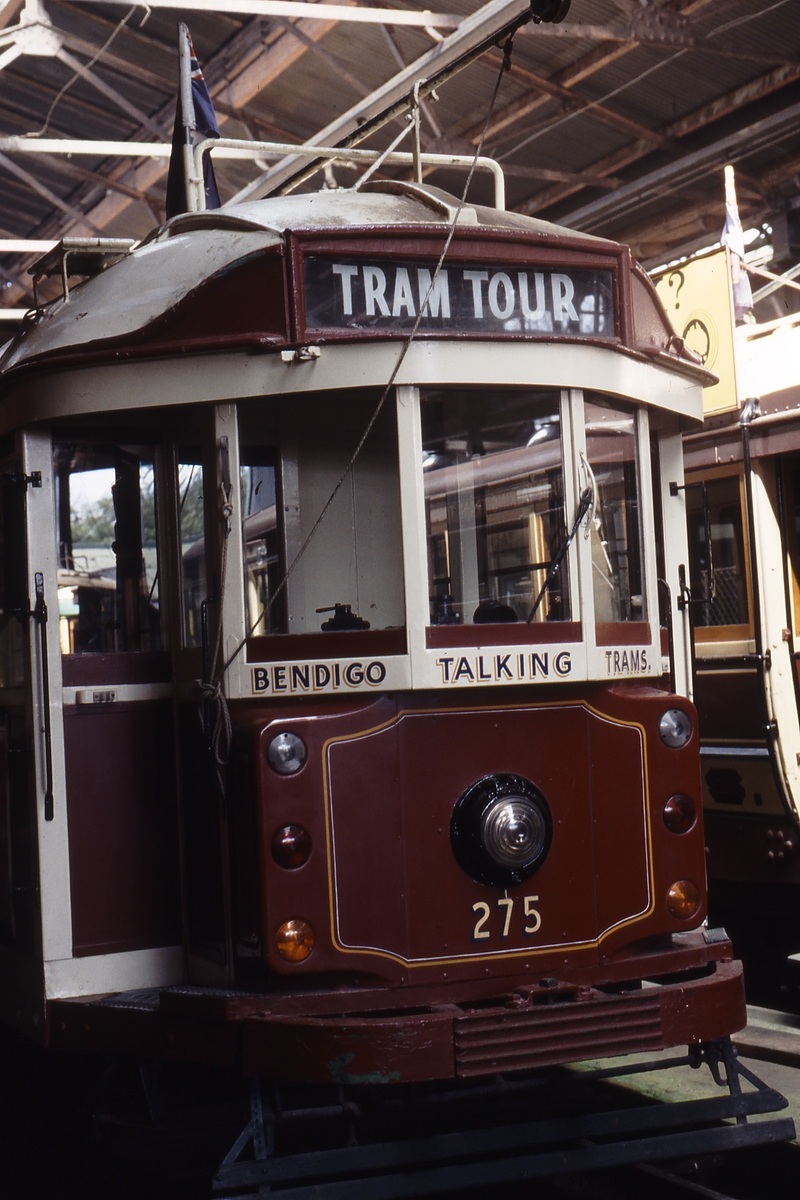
top-left (0, 185), bottom-right (750, 1094)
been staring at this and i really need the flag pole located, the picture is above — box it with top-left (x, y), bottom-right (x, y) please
top-left (722, 164), bottom-right (754, 325)
top-left (178, 23), bottom-right (200, 213)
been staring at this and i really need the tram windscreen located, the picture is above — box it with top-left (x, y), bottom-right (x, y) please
top-left (421, 389), bottom-right (569, 626)
top-left (583, 395), bottom-right (644, 627)
top-left (239, 390), bottom-right (404, 640)
top-left (53, 441), bottom-right (161, 654)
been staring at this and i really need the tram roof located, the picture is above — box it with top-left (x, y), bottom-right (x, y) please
top-left (0, 182), bottom-right (710, 387)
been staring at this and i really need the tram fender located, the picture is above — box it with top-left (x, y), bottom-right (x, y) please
top-left (242, 1008), bottom-right (455, 1084)
top-left (657, 957), bottom-right (747, 1046)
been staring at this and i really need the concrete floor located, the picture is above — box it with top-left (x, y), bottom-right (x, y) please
top-left (572, 1006), bottom-right (800, 1145)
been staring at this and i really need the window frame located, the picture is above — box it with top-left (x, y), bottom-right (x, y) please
top-left (684, 463), bottom-right (754, 646)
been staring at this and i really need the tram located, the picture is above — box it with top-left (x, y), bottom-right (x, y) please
top-left (681, 302), bottom-right (800, 1005)
top-left (0, 156), bottom-right (792, 1189)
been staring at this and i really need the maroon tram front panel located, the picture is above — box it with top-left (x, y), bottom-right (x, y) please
top-left (239, 684), bottom-right (706, 988)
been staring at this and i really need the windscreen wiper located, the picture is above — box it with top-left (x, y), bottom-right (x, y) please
top-left (526, 486), bottom-right (593, 624)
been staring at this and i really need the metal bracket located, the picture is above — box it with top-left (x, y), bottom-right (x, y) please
top-left (2, 470), bottom-right (41, 490)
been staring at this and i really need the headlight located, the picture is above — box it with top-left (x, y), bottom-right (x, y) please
top-left (267, 731), bottom-right (307, 775)
top-left (481, 796), bottom-right (548, 869)
top-left (451, 773), bottom-right (552, 887)
top-left (658, 708), bottom-right (693, 748)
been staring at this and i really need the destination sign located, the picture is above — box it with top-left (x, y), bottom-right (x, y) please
top-left (304, 256), bottom-right (615, 336)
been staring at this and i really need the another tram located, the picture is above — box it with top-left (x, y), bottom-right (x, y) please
top-left (682, 304), bottom-right (800, 1005)
top-left (0, 171), bottom-right (790, 1189)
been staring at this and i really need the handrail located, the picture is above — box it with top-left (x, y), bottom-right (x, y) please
top-left (32, 571), bottom-right (54, 822)
top-left (191, 137), bottom-right (506, 214)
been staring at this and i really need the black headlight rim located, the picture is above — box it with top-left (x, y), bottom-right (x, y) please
top-left (450, 771), bottom-right (552, 888)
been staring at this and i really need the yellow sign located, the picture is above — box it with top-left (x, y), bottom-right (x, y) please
top-left (654, 248), bottom-right (738, 415)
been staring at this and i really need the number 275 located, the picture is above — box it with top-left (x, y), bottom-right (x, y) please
top-left (471, 896), bottom-right (541, 941)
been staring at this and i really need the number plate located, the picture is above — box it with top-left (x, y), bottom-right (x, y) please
top-left (471, 895), bottom-right (541, 942)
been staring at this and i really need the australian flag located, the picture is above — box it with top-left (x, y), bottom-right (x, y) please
top-left (166, 24), bottom-right (220, 220)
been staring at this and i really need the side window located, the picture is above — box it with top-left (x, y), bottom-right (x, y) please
top-left (240, 444), bottom-right (283, 638)
top-left (54, 441), bottom-right (161, 654)
top-left (686, 473), bottom-right (750, 634)
top-left (177, 447), bottom-right (207, 648)
top-left (584, 394), bottom-right (644, 627)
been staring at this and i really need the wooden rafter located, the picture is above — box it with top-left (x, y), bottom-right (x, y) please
top-left (519, 60), bottom-right (800, 217)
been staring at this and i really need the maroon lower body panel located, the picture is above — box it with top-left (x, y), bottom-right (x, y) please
top-left (47, 937), bottom-right (746, 1085)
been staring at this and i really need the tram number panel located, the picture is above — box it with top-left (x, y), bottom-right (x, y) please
top-left (471, 896), bottom-right (542, 942)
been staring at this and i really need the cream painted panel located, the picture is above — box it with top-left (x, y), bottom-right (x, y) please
top-left (3, 342), bottom-right (704, 433)
top-left (44, 945), bottom-right (184, 999)
top-left (22, 429), bottom-right (72, 963)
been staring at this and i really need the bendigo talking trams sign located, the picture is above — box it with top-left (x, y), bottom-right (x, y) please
top-left (304, 256), bottom-right (615, 336)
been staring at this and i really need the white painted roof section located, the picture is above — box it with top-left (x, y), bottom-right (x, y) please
top-left (1, 226), bottom-right (282, 371)
top-left (220, 184), bottom-right (605, 238)
top-left (1, 185), bottom-right (609, 372)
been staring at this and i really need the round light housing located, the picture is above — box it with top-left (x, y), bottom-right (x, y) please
top-left (481, 796), bottom-right (548, 870)
top-left (271, 824), bottom-right (312, 869)
top-left (658, 708), bottom-right (693, 749)
top-left (451, 773), bottom-right (552, 887)
top-left (275, 919), bottom-right (315, 962)
top-left (667, 880), bottom-right (700, 920)
top-left (267, 731), bottom-right (307, 775)
top-left (662, 793), bottom-right (697, 835)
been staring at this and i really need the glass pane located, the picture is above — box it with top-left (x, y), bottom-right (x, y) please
top-left (239, 390), bottom-right (404, 638)
top-left (54, 442), bottom-right (161, 654)
top-left (687, 476), bottom-right (749, 628)
top-left (584, 395), bottom-right (644, 624)
top-left (240, 451), bottom-right (281, 637)
top-left (421, 389), bottom-right (568, 626)
top-left (178, 449), bottom-right (206, 648)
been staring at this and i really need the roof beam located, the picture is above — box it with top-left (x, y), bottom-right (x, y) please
top-left (0, 150), bottom-right (104, 235)
top-left (480, 50), bottom-right (670, 149)
top-left (519, 59), bottom-right (800, 217)
top-left (555, 98), bottom-right (800, 235)
top-left (23, 8), bottom-right (343, 240)
top-left (77, 0), bottom-right (462, 29)
top-left (453, 0), bottom-right (717, 150)
top-left (29, 150), bottom-right (163, 220)
top-left (0, 8), bottom-right (342, 299)
top-left (513, 21), bottom-right (798, 67)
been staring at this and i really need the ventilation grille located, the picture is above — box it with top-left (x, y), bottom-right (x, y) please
top-left (454, 994), bottom-right (663, 1077)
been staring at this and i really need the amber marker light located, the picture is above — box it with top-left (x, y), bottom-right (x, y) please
top-left (276, 919), bottom-right (315, 962)
top-left (667, 880), bottom-right (700, 920)
top-left (662, 793), bottom-right (697, 835)
top-left (272, 824), bottom-right (311, 869)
